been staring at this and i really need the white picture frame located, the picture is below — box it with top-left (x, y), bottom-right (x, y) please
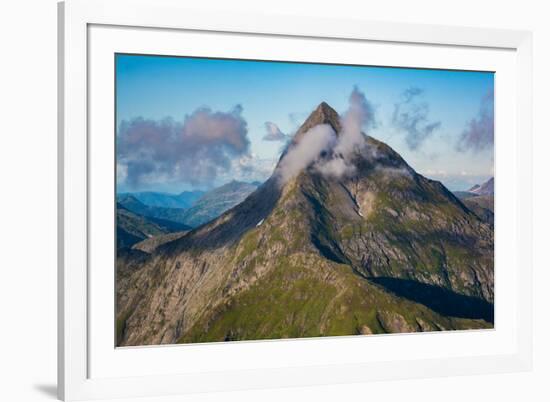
top-left (58, 0), bottom-right (533, 400)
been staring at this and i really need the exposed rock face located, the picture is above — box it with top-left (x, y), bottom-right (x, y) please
top-left (377, 311), bottom-right (417, 333)
top-left (116, 103), bottom-right (494, 346)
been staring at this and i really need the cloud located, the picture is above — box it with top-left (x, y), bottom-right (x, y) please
top-left (276, 86), bottom-right (376, 183)
top-left (117, 105), bottom-right (250, 188)
top-left (317, 86), bottom-right (375, 178)
top-left (456, 92), bottom-right (494, 152)
top-left (392, 87), bottom-right (441, 150)
top-left (262, 122), bottom-right (288, 141)
top-left (222, 154), bottom-right (277, 183)
top-left (420, 168), bottom-right (448, 178)
top-left (276, 124), bottom-right (337, 184)
top-left (116, 163), bottom-right (127, 183)
top-left (402, 87), bottom-right (424, 101)
top-left (316, 157), bottom-right (356, 178)
top-left (374, 165), bottom-right (413, 179)
top-left (336, 86), bottom-right (376, 154)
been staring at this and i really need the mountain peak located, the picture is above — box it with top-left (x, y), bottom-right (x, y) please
top-left (292, 102), bottom-right (341, 145)
top-left (468, 177), bottom-right (494, 196)
top-left (311, 101), bottom-right (340, 129)
top-left (316, 101), bottom-right (337, 115)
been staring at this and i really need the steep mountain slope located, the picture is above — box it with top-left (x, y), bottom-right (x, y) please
top-left (116, 103), bottom-right (494, 346)
top-left (179, 180), bottom-right (260, 228)
top-left (463, 194), bottom-right (494, 212)
top-left (462, 195), bottom-right (494, 225)
top-left (121, 190), bottom-right (204, 209)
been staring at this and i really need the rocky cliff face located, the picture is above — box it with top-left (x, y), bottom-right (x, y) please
top-left (116, 103), bottom-right (494, 346)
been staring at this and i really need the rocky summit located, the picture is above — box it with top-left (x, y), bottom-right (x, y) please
top-left (116, 102), bottom-right (494, 346)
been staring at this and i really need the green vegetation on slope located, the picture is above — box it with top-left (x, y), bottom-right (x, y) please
top-left (178, 253), bottom-right (490, 344)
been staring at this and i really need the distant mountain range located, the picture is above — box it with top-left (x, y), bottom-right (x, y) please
top-left (117, 181), bottom-right (260, 229)
top-left (116, 102), bottom-right (494, 346)
top-left (116, 181), bottom-right (261, 250)
top-left (453, 177), bottom-right (494, 225)
top-left (469, 177), bottom-right (494, 196)
top-left (178, 180), bottom-right (260, 228)
top-left (118, 190), bottom-right (204, 209)
top-left (117, 194), bottom-right (189, 225)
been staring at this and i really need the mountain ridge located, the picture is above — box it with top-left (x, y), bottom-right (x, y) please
top-left (116, 203), bottom-right (189, 249)
top-left (179, 180), bottom-right (260, 228)
top-left (117, 194), bottom-right (189, 225)
top-left (469, 177), bottom-right (494, 196)
top-left (454, 177), bottom-right (494, 225)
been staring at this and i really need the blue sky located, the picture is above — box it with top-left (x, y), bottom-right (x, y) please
top-left (116, 54), bottom-right (494, 192)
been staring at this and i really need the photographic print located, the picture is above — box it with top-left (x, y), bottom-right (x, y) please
top-left (115, 54), bottom-right (494, 346)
